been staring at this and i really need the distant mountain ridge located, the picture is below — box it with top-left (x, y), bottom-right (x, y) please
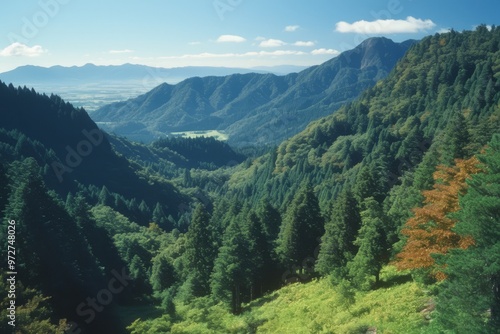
top-left (0, 64), bottom-right (283, 111)
top-left (92, 37), bottom-right (416, 146)
top-left (0, 63), bottom-right (275, 85)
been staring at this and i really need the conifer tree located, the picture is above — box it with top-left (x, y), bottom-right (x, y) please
top-left (277, 183), bottom-right (324, 272)
top-left (152, 202), bottom-right (169, 229)
top-left (150, 251), bottom-right (176, 293)
top-left (257, 199), bottom-right (282, 244)
top-left (440, 112), bottom-right (472, 164)
top-left (137, 199), bottom-right (151, 224)
top-left (353, 166), bottom-right (378, 204)
top-left (245, 210), bottom-right (276, 298)
top-left (129, 254), bottom-right (151, 294)
top-left (138, 200), bottom-right (150, 214)
top-left (354, 160), bottom-right (389, 205)
top-left (211, 219), bottom-right (251, 314)
top-left (348, 197), bottom-right (388, 290)
top-left (413, 145), bottom-right (440, 191)
top-left (183, 168), bottom-right (193, 187)
top-left (396, 123), bottom-right (426, 167)
top-left (316, 189), bottom-right (361, 278)
top-left (384, 172), bottom-right (424, 250)
top-left (98, 185), bottom-right (113, 206)
top-left (183, 204), bottom-right (216, 297)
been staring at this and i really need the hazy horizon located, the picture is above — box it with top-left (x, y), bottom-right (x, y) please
top-left (1, 0), bottom-right (499, 73)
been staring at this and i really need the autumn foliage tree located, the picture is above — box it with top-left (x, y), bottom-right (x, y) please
top-left (434, 133), bottom-right (500, 332)
top-left (396, 156), bottom-right (481, 279)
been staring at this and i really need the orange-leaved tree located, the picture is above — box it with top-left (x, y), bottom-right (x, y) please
top-left (395, 156), bottom-right (480, 279)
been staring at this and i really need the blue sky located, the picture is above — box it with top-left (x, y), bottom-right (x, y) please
top-left (1, 0), bottom-right (499, 72)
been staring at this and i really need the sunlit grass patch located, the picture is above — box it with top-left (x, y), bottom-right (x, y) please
top-left (127, 266), bottom-right (428, 333)
top-left (171, 130), bottom-right (228, 141)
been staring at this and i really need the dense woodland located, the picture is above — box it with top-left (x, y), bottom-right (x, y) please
top-left (0, 27), bottom-right (499, 333)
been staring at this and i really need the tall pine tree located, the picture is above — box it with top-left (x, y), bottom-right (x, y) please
top-left (211, 219), bottom-right (251, 314)
top-left (183, 204), bottom-right (216, 297)
top-left (440, 111), bottom-right (472, 164)
top-left (347, 197), bottom-right (388, 290)
top-left (277, 183), bottom-right (324, 274)
top-left (316, 189), bottom-right (361, 279)
top-left (244, 210), bottom-right (277, 298)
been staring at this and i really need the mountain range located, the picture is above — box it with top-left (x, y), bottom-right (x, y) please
top-left (0, 64), bottom-right (298, 111)
top-left (92, 37), bottom-right (416, 146)
top-left (0, 63), bottom-right (286, 85)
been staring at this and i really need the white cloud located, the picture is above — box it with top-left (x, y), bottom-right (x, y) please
top-left (311, 48), bottom-right (340, 56)
top-left (128, 50), bottom-right (337, 70)
top-left (158, 50), bottom-right (307, 60)
top-left (259, 39), bottom-right (287, 48)
top-left (216, 35), bottom-right (247, 43)
top-left (0, 42), bottom-right (46, 57)
top-left (285, 25), bottom-right (300, 32)
top-left (108, 49), bottom-right (134, 54)
top-left (335, 16), bottom-right (436, 34)
top-left (294, 41), bottom-right (315, 47)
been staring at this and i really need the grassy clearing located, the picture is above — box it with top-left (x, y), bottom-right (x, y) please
top-left (170, 130), bottom-right (229, 141)
top-left (249, 267), bottom-right (428, 334)
top-left (127, 266), bottom-right (430, 333)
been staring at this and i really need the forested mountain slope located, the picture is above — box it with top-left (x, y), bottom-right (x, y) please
top-left (92, 37), bottom-right (414, 145)
top-left (0, 81), bottom-right (186, 220)
top-left (0, 83), bottom-right (244, 333)
top-left (226, 27), bottom-right (500, 208)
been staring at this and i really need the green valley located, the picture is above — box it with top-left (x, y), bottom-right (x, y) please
top-left (91, 38), bottom-right (415, 146)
